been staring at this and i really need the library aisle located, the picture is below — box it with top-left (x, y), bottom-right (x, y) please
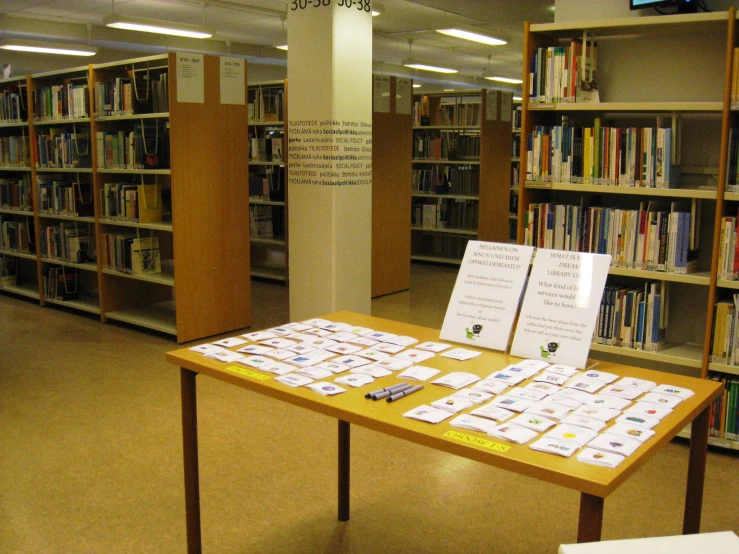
top-left (1, 264), bottom-right (738, 553)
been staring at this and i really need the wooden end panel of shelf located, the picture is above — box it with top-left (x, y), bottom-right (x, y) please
top-left (169, 53), bottom-right (251, 342)
top-left (372, 76), bottom-right (411, 298)
top-left (478, 91), bottom-right (512, 243)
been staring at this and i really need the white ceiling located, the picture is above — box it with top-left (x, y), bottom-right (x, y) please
top-left (0, 0), bottom-right (556, 91)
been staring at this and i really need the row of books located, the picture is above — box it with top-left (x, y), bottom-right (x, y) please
top-left (509, 189), bottom-right (518, 214)
top-left (32, 84), bottom-right (90, 121)
top-left (0, 176), bottom-right (32, 211)
top-left (594, 281), bottom-right (667, 352)
top-left (40, 222), bottom-right (95, 264)
top-left (723, 129), bottom-right (739, 191)
top-left (93, 71), bottom-right (168, 116)
top-left (34, 128), bottom-right (91, 169)
top-left (101, 233), bottom-right (162, 275)
top-left (529, 38), bottom-right (598, 105)
top-left (248, 87), bottom-right (283, 122)
top-left (526, 121), bottom-right (675, 188)
top-left (38, 178), bottom-right (93, 217)
top-left (412, 165), bottom-right (480, 196)
top-left (94, 78), bottom-right (133, 117)
top-left (95, 123), bottom-right (169, 169)
top-left (413, 131), bottom-right (481, 161)
top-left (411, 200), bottom-right (478, 231)
top-left (0, 135), bottom-right (29, 167)
top-left (438, 101), bottom-right (481, 127)
top-left (0, 86), bottom-right (27, 123)
top-left (511, 163), bottom-right (520, 188)
top-left (707, 373), bottom-right (739, 441)
top-left (711, 296), bottom-right (739, 365)
top-left (412, 233), bottom-right (469, 260)
top-left (100, 182), bottom-right (163, 224)
top-left (717, 213), bottom-right (739, 280)
top-left (512, 134), bottom-right (521, 158)
top-left (249, 135), bottom-right (283, 162)
top-left (512, 107), bottom-right (522, 131)
top-left (523, 201), bottom-right (698, 274)
top-left (731, 47), bottom-right (739, 107)
top-left (43, 265), bottom-right (78, 301)
top-left (0, 217), bottom-right (34, 253)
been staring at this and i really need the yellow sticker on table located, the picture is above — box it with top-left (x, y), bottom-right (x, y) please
top-left (226, 365), bottom-right (271, 380)
top-left (443, 430), bottom-right (510, 452)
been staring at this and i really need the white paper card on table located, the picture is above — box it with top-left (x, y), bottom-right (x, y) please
top-left (372, 343), bottom-right (406, 354)
top-left (511, 413), bottom-right (557, 432)
top-left (529, 436), bottom-right (580, 457)
top-left (347, 326), bottom-right (375, 336)
top-left (385, 335), bottom-right (418, 347)
top-left (350, 365), bottom-right (393, 378)
top-left (269, 326), bottom-right (296, 336)
top-left (356, 348), bottom-right (391, 361)
top-left (295, 366), bottom-right (334, 379)
top-left (545, 363), bottom-right (579, 377)
top-left (332, 355), bottom-right (373, 368)
top-left (487, 370), bottom-right (526, 386)
top-left (506, 387), bottom-right (548, 403)
top-left (525, 382), bottom-right (560, 395)
top-left (471, 379), bottom-right (509, 395)
top-left (264, 348), bottom-right (298, 361)
top-left (584, 395), bottom-right (632, 411)
top-left (305, 382), bottom-right (346, 396)
top-left (452, 388), bottom-right (494, 404)
top-left (237, 344), bottom-right (275, 355)
top-left (347, 336), bottom-right (379, 347)
top-left (285, 343), bottom-right (317, 354)
top-left (301, 318), bottom-right (333, 328)
top-left (397, 365), bottom-right (441, 381)
top-left (488, 423), bottom-right (538, 444)
top-left (560, 414), bottom-right (606, 432)
top-left (440, 241), bottom-right (535, 351)
top-left (500, 363), bottom-right (542, 379)
top-left (190, 344), bottom-right (228, 354)
top-left (261, 337), bottom-right (299, 349)
top-left (638, 392), bottom-right (682, 408)
top-left (577, 447), bottom-right (625, 468)
top-left (598, 384), bottom-right (644, 400)
top-left (431, 396), bottom-right (475, 413)
top-left (205, 350), bottom-right (246, 363)
top-left (274, 373), bottom-right (314, 387)
top-left (260, 361), bottom-right (297, 376)
top-left (237, 355), bottom-right (272, 368)
top-left (286, 332), bottom-right (316, 342)
top-left (212, 337), bottom-right (247, 348)
top-left (543, 424), bottom-right (598, 446)
top-left (525, 401), bottom-right (571, 421)
top-left (441, 348), bottom-right (482, 361)
top-left (470, 403), bottom-right (516, 422)
top-left (241, 331), bottom-right (277, 341)
top-left (580, 370), bottom-right (619, 384)
top-left (587, 433), bottom-right (641, 456)
top-left (651, 384), bottom-right (695, 399)
top-left (395, 349), bottom-right (436, 363)
top-left (403, 405), bottom-right (455, 424)
top-left (615, 413), bottom-right (661, 430)
top-left (327, 331), bottom-right (358, 342)
top-left (510, 249), bottom-right (611, 369)
top-left (431, 372), bottom-right (481, 389)
top-left (623, 403), bottom-right (673, 421)
top-left (513, 359), bottom-right (552, 372)
top-left (572, 405), bottom-right (621, 422)
top-left (334, 374), bottom-right (374, 387)
top-left (315, 361), bottom-right (351, 374)
top-left (306, 349), bottom-right (337, 361)
top-left (326, 343), bottom-right (363, 355)
top-left (549, 387), bottom-right (591, 406)
top-left (365, 331), bottom-right (397, 342)
top-left (450, 414), bottom-right (498, 433)
top-left (284, 353), bottom-right (331, 367)
top-left (565, 376), bottom-right (608, 394)
top-left (321, 322), bottom-right (353, 332)
top-left (607, 423), bottom-right (656, 443)
top-left (301, 338), bottom-right (339, 349)
top-left (373, 358), bottom-right (413, 371)
top-left (534, 372), bottom-right (570, 386)
top-left (415, 341), bottom-right (453, 353)
top-left (489, 395), bottom-right (534, 413)
top-left (613, 377), bottom-right (657, 391)
top-left (303, 328), bottom-right (333, 338)
top-left (283, 322), bottom-right (312, 331)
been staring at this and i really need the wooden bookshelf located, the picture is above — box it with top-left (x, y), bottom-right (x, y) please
top-left (520, 9), bottom-right (739, 447)
top-left (0, 54), bottom-right (252, 343)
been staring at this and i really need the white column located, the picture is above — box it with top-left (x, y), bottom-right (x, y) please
top-left (287, 1), bottom-right (373, 321)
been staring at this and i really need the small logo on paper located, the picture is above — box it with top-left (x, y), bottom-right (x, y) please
top-left (539, 341), bottom-right (560, 359)
top-left (465, 324), bottom-right (483, 340)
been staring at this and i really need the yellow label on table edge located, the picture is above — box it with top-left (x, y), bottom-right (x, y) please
top-left (444, 430), bottom-right (510, 452)
top-left (226, 365), bottom-right (271, 380)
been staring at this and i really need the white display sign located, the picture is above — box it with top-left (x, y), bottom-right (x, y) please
top-left (373, 75), bottom-right (390, 113)
top-left (176, 53), bottom-right (204, 103)
top-left (396, 78), bottom-right (412, 115)
top-left (510, 249), bottom-right (611, 369)
top-left (440, 241), bottom-right (535, 351)
top-left (485, 90), bottom-right (498, 121)
top-left (219, 57), bottom-right (245, 105)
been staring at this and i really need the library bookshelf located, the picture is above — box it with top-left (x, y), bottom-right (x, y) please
top-left (510, 104), bottom-right (522, 243)
top-left (411, 90), bottom-right (512, 265)
top-left (0, 53), bottom-right (251, 343)
top-left (518, 9), bottom-right (739, 447)
top-left (248, 81), bottom-right (288, 283)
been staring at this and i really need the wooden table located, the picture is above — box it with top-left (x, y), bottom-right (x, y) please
top-left (166, 311), bottom-right (724, 553)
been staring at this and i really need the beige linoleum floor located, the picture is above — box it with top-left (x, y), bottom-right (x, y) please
top-left (1, 264), bottom-right (738, 553)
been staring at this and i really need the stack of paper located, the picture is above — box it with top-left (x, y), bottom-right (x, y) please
top-left (431, 396), bottom-right (475, 413)
top-left (274, 374), bottom-right (314, 387)
top-left (529, 437), bottom-right (579, 457)
top-left (469, 402), bottom-right (516, 422)
top-left (577, 447), bottom-right (625, 468)
top-left (450, 414), bottom-right (497, 433)
top-left (510, 413), bottom-right (557, 432)
top-left (488, 423), bottom-right (538, 444)
top-left (334, 374), bottom-right (374, 387)
top-left (403, 405), bottom-right (454, 424)
top-left (431, 372), bottom-right (481, 389)
top-left (441, 348), bottom-right (482, 361)
top-left (397, 365), bottom-right (441, 381)
top-left (415, 341), bottom-right (452, 352)
top-left (305, 382), bottom-right (346, 396)
top-left (587, 433), bottom-right (641, 456)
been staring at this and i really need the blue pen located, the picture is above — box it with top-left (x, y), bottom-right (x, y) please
top-left (387, 384), bottom-right (423, 402)
top-left (371, 383), bottom-right (414, 401)
top-left (365, 382), bottom-right (409, 399)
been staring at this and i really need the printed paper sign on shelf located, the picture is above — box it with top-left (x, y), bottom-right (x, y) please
top-left (440, 241), bottom-right (534, 351)
top-left (510, 249), bottom-right (610, 369)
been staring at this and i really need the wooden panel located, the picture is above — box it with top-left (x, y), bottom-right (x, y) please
top-left (169, 53), bottom-right (251, 342)
top-left (372, 76), bottom-right (411, 297)
top-left (478, 90), bottom-right (512, 243)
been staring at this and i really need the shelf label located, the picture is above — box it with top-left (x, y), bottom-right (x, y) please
top-left (396, 78), bottom-right (412, 115)
top-left (176, 53), bottom-right (204, 104)
top-left (373, 75), bottom-right (390, 114)
top-left (219, 57), bottom-right (245, 105)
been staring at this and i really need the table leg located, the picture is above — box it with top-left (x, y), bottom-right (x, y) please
top-left (338, 420), bottom-right (350, 521)
top-left (577, 493), bottom-right (604, 543)
top-left (683, 406), bottom-right (710, 534)
top-left (181, 368), bottom-right (202, 554)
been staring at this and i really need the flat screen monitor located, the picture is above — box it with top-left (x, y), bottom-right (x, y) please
top-left (630, 0), bottom-right (697, 10)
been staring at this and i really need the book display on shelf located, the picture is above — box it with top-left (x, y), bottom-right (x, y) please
top-left (519, 9), bottom-right (739, 450)
top-left (248, 81), bottom-right (288, 284)
top-left (510, 104), bottom-right (522, 243)
top-left (411, 90), bottom-right (512, 265)
top-left (0, 54), bottom-right (251, 342)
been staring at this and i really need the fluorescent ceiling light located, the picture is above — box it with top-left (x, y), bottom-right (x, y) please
top-left (0, 39), bottom-right (97, 56)
top-left (513, 96), bottom-right (522, 101)
top-left (104, 14), bottom-right (213, 39)
top-left (372, 2), bottom-right (384, 16)
top-left (402, 59), bottom-right (457, 74)
top-left (485, 75), bottom-right (523, 84)
top-left (436, 28), bottom-right (506, 46)
top-left (412, 83), bottom-right (422, 88)
top-left (275, 45), bottom-right (288, 51)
